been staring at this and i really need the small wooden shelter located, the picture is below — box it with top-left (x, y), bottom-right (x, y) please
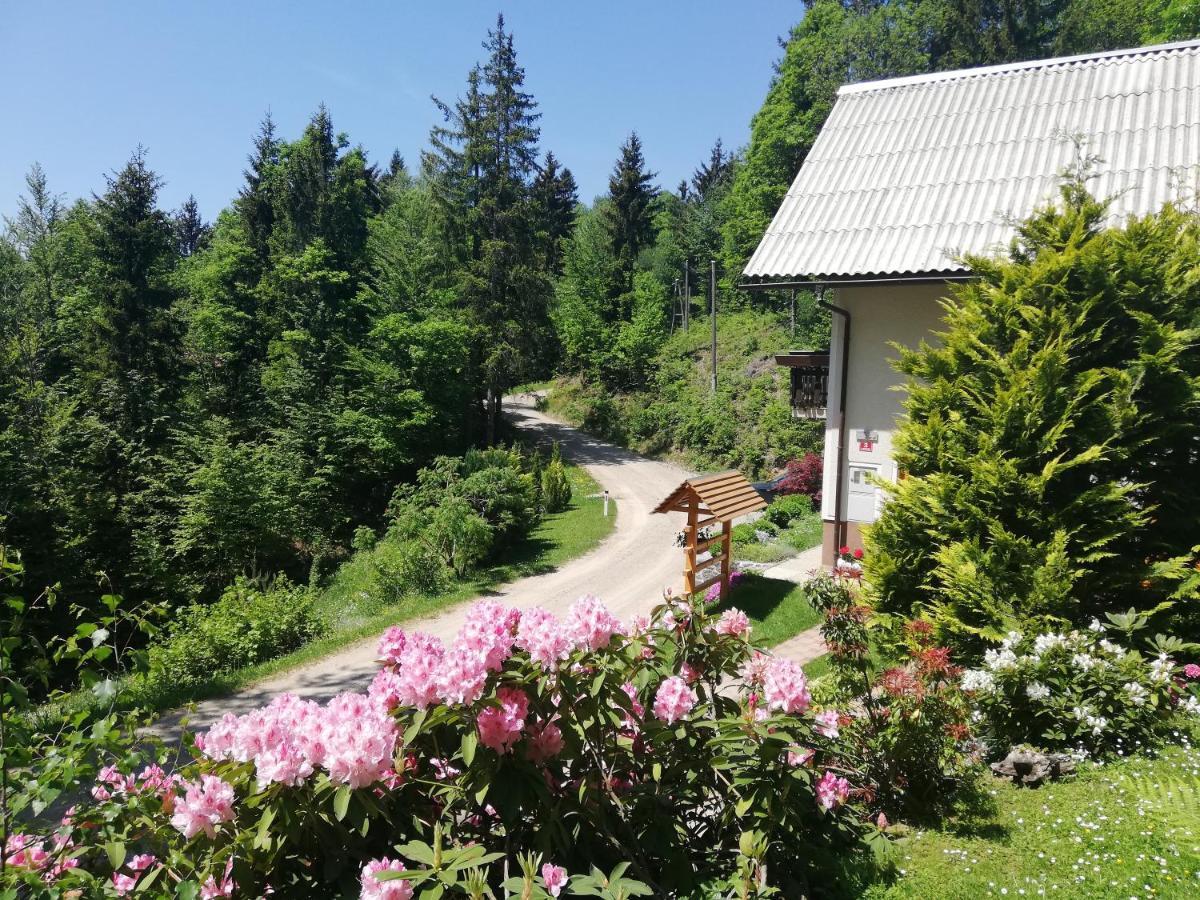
top-left (653, 471), bottom-right (767, 600)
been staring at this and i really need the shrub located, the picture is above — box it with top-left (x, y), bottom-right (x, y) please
top-left (868, 188), bottom-right (1200, 648)
top-left (764, 493), bottom-right (814, 528)
top-left (959, 613), bottom-right (1199, 757)
top-left (777, 453), bottom-right (823, 505)
top-left (805, 571), bottom-right (978, 820)
top-left (26, 594), bottom-right (879, 897)
top-left (541, 443), bottom-right (572, 513)
top-left (146, 577), bottom-right (322, 689)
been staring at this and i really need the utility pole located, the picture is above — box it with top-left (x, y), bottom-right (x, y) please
top-left (790, 288), bottom-right (796, 340)
top-left (683, 261), bottom-right (690, 331)
top-left (710, 259), bottom-right (718, 394)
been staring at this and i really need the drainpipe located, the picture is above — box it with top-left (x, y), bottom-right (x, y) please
top-left (818, 286), bottom-right (851, 557)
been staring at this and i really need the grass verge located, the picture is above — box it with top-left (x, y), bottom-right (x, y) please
top-left (860, 728), bottom-right (1200, 899)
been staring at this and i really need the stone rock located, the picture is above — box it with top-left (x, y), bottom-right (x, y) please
top-left (990, 747), bottom-right (1076, 786)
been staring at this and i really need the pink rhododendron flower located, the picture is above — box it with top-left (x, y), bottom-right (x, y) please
top-left (542, 863), bottom-right (569, 897)
top-left (457, 599), bottom-right (520, 671)
top-left (565, 594), bottom-right (622, 651)
top-left (201, 858), bottom-right (236, 899)
top-left (393, 632), bottom-right (445, 709)
top-left (4, 833), bottom-right (49, 871)
top-left (369, 667), bottom-right (404, 711)
top-left (526, 719), bottom-right (565, 762)
top-left (653, 676), bottom-right (697, 725)
top-left (740, 650), bottom-right (770, 685)
top-left (170, 775), bottom-right (236, 840)
top-left (788, 747), bottom-right (814, 767)
top-left (816, 770), bottom-right (851, 810)
top-left (129, 854), bottom-right (157, 872)
top-left (112, 872), bottom-right (139, 896)
top-left (516, 607), bottom-right (572, 670)
top-left (377, 626), bottom-right (407, 665)
top-left (436, 643), bottom-right (489, 706)
top-left (680, 661), bottom-right (701, 684)
top-left (618, 681), bottom-right (645, 730)
top-left (477, 686), bottom-right (530, 753)
top-left (360, 857), bottom-right (413, 900)
top-left (323, 693), bottom-right (399, 789)
top-left (715, 607), bottom-right (751, 637)
top-left (763, 657), bottom-right (811, 714)
top-left (814, 710), bottom-right (840, 739)
top-left (1185, 663), bottom-right (1200, 679)
top-left (704, 582), bottom-right (722, 603)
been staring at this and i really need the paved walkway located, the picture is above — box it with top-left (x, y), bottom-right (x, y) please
top-left (759, 545), bottom-right (828, 667)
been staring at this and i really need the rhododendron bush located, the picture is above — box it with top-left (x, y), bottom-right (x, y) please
top-left (960, 613), bottom-right (1200, 757)
top-left (4, 593), bottom-right (873, 898)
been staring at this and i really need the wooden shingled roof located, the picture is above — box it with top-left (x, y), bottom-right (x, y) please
top-left (652, 470), bottom-right (768, 522)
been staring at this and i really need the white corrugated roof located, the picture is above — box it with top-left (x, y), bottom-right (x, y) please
top-left (743, 39), bottom-right (1200, 282)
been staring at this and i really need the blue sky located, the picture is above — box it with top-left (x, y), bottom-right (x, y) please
top-left (2, 1), bottom-right (802, 221)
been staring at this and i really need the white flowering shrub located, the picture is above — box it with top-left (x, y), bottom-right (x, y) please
top-left (960, 617), bottom-right (1200, 757)
top-left (3, 592), bottom-right (872, 898)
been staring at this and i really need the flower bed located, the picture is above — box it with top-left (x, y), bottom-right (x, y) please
top-left (3, 593), bottom-right (873, 898)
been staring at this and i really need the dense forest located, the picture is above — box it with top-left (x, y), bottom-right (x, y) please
top-left (2, 3), bottom-right (1196, 666)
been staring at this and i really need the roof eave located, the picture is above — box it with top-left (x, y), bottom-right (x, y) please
top-left (739, 269), bottom-right (975, 289)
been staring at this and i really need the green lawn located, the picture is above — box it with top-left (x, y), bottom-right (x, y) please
top-left (860, 730), bottom-right (1200, 899)
top-left (123, 465), bottom-right (615, 712)
top-left (713, 572), bottom-right (822, 647)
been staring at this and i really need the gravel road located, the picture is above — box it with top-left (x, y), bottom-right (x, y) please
top-left (168, 396), bottom-right (695, 731)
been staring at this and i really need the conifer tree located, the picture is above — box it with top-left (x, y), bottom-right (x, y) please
top-left (691, 138), bottom-right (731, 199)
top-left (603, 132), bottom-right (657, 296)
top-left (237, 113), bottom-right (280, 262)
top-left (531, 151), bottom-right (578, 275)
top-left (174, 195), bottom-right (209, 256)
top-left (868, 183), bottom-right (1200, 646)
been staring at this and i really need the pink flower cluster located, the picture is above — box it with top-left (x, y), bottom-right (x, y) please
top-left (814, 710), bottom-right (840, 739)
top-left (653, 676), bottom-right (697, 725)
top-left (377, 626), bottom-right (407, 665)
top-left (360, 857), bottom-right (413, 900)
top-left (477, 686), bottom-right (530, 753)
top-left (542, 863), bottom-right (569, 897)
top-left (763, 657), bottom-right (811, 714)
top-left (715, 607), bottom-right (751, 637)
top-left (516, 607), bottom-right (572, 670)
top-left (526, 719), bottom-right (565, 762)
top-left (111, 854), bottom-right (158, 896)
top-left (170, 774), bottom-right (236, 840)
top-left (200, 858), bottom-right (236, 899)
top-left (1184, 663), bottom-right (1200, 679)
top-left (91, 762), bottom-right (181, 802)
top-left (203, 691), bottom-right (398, 791)
top-left (815, 770), bottom-right (851, 810)
top-left (565, 594), bottom-right (623, 651)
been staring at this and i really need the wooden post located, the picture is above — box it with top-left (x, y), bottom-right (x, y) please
top-left (683, 494), bottom-right (698, 596)
top-left (720, 519), bottom-right (732, 599)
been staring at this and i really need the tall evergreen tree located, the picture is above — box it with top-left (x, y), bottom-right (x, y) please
top-left (691, 138), bottom-right (731, 199)
top-left (531, 151), bottom-right (578, 275)
top-left (425, 14), bottom-right (552, 444)
top-left (237, 113), bottom-right (280, 262)
top-left (603, 132), bottom-right (657, 296)
top-left (174, 195), bottom-right (209, 257)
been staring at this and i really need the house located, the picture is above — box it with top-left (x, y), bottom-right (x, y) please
top-left (741, 39), bottom-right (1200, 569)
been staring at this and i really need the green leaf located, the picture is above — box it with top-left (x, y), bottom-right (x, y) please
top-left (105, 840), bottom-right (126, 870)
top-left (333, 785), bottom-right (351, 821)
top-left (176, 880), bottom-right (200, 900)
top-left (461, 730), bottom-right (477, 766)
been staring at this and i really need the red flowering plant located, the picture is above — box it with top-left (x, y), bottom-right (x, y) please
top-left (5, 592), bottom-right (880, 898)
top-left (803, 569), bottom-right (979, 821)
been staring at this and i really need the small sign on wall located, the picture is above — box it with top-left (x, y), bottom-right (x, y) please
top-left (855, 428), bottom-right (878, 452)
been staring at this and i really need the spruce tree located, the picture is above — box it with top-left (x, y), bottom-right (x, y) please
top-left (237, 113), bottom-right (280, 262)
top-left (174, 195), bottom-right (209, 256)
top-left (531, 151), bottom-right (578, 275)
top-left (603, 132), bottom-right (657, 296)
top-left (691, 138), bottom-right (731, 199)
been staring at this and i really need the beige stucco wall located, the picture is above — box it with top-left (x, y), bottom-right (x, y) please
top-left (819, 281), bottom-right (950, 560)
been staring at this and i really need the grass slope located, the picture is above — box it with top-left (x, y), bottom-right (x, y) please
top-left (861, 732), bottom-right (1200, 899)
top-left (548, 309), bottom-right (824, 478)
